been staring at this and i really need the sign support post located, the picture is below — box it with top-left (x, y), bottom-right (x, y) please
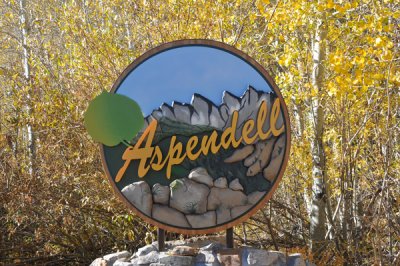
top-left (157, 228), bottom-right (165, 251)
top-left (226, 228), bottom-right (234, 248)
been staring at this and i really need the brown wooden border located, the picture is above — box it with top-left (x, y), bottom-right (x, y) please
top-left (99, 39), bottom-right (291, 234)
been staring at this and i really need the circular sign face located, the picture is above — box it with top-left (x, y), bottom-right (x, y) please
top-left (100, 40), bottom-right (290, 234)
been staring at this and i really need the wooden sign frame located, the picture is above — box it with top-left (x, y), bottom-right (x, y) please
top-left (100, 39), bottom-right (291, 235)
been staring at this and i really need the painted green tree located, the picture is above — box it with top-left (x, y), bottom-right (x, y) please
top-left (84, 91), bottom-right (144, 146)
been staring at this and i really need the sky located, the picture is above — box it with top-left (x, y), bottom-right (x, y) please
top-left (115, 45), bottom-right (272, 115)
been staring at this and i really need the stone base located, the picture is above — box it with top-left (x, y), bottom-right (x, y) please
top-left (90, 238), bottom-right (313, 266)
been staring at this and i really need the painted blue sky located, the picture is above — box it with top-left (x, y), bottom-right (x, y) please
top-left (116, 45), bottom-right (272, 115)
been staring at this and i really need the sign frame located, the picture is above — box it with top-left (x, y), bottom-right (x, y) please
top-left (100, 39), bottom-right (291, 234)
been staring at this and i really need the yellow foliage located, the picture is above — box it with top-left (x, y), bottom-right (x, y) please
top-left (0, 0), bottom-right (398, 265)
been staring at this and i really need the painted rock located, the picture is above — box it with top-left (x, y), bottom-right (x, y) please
top-left (121, 182), bottom-right (152, 217)
top-left (170, 178), bottom-right (209, 214)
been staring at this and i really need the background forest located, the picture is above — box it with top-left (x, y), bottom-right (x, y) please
top-left (0, 0), bottom-right (399, 265)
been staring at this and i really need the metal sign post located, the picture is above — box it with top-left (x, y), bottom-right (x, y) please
top-left (157, 228), bottom-right (165, 251)
top-left (226, 228), bottom-right (234, 248)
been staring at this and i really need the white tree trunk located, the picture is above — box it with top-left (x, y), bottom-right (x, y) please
top-left (19, 0), bottom-right (35, 175)
top-left (309, 14), bottom-right (327, 254)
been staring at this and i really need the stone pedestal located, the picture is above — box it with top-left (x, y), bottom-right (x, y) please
top-left (90, 237), bottom-right (313, 266)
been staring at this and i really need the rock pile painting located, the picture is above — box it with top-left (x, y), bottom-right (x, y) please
top-left (122, 167), bottom-right (266, 228)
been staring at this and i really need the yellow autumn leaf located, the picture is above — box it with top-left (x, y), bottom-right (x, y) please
top-left (375, 37), bottom-right (383, 47)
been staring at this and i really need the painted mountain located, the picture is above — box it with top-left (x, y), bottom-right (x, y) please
top-left (103, 86), bottom-right (287, 228)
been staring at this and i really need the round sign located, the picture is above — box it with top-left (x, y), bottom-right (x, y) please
top-left (100, 40), bottom-right (290, 234)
